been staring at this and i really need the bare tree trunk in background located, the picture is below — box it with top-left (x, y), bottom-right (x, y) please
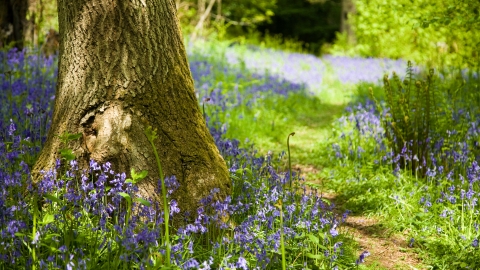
top-left (191, 0), bottom-right (216, 41)
top-left (175, 0), bottom-right (191, 22)
top-left (216, 0), bottom-right (221, 21)
top-left (197, 0), bottom-right (206, 36)
top-left (341, 0), bottom-right (356, 44)
top-left (0, 0), bottom-right (42, 48)
top-left (33, 0), bottom-right (231, 219)
top-left (198, 0), bottom-right (205, 16)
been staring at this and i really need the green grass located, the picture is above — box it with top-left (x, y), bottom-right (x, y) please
top-left (216, 92), bottom-right (346, 167)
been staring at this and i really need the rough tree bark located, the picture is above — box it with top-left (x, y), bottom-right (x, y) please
top-left (33, 0), bottom-right (231, 218)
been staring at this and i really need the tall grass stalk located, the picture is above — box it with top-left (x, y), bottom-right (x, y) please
top-left (145, 126), bottom-right (171, 266)
top-left (287, 132), bottom-right (295, 190)
top-left (31, 195), bottom-right (38, 270)
top-left (275, 200), bottom-right (287, 270)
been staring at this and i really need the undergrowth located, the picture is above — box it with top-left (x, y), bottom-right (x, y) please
top-left (318, 65), bottom-right (480, 268)
top-left (0, 45), bottom-right (360, 269)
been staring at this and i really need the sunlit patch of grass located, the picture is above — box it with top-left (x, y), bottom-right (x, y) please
top-left (215, 91), bottom-right (346, 167)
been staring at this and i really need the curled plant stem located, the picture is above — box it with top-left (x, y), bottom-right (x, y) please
top-left (145, 126), bottom-right (170, 266)
top-left (287, 132), bottom-right (295, 190)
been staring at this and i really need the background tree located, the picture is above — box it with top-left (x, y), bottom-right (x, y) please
top-left (257, 0), bottom-right (341, 53)
top-left (0, 0), bottom-right (32, 47)
top-left (0, 0), bottom-right (58, 48)
top-left (33, 0), bottom-right (231, 217)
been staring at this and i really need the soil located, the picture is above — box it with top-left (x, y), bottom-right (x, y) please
top-left (342, 215), bottom-right (424, 269)
top-left (295, 165), bottom-right (425, 270)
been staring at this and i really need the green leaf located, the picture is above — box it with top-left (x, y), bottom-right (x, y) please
top-left (118, 192), bottom-right (131, 201)
top-left (67, 133), bottom-right (82, 141)
top-left (130, 168), bottom-right (148, 183)
top-left (244, 167), bottom-right (253, 178)
top-left (305, 182), bottom-right (321, 189)
top-left (144, 126), bottom-right (158, 142)
top-left (41, 213), bottom-right (55, 225)
top-left (40, 243), bottom-right (58, 252)
top-left (59, 148), bottom-right (75, 161)
top-left (43, 233), bottom-right (61, 240)
top-left (307, 234), bottom-right (319, 244)
top-left (15, 233), bottom-right (26, 237)
top-left (306, 253), bottom-right (322, 259)
top-left (135, 198), bottom-right (152, 207)
top-left (44, 194), bottom-right (62, 204)
top-left (321, 198), bottom-right (331, 205)
top-left (57, 132), bottom-right (82, 144)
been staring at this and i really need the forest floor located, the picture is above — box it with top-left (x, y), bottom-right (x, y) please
top-left (298, 165), bottom-right (425, 270)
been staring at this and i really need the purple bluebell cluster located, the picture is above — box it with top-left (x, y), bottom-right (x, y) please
top-left (189, 60), bottom-right (305, 111)
top-left (323, 55), bottom-right (407, 84)
top-left (0, 48), bottom-right (351, 269)
top-left (223, 47), bottom-right (326, 93)
top-left (0, 48), bottom-right (56, 144)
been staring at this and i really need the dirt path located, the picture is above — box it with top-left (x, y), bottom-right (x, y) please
top-left (342, 215), bottom-right (423, 269)
top-left (296, 165), bottom-right (425, 269)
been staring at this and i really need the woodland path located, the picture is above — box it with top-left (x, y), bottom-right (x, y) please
top-left (298, 165), bottom-right (425, 270)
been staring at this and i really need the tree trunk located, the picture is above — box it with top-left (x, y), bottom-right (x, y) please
top-left (33, 0), bottom-right (231, 218)
top-left (0, 0), bottom-right (38, 48)
top-left (216, 0), bottom-right (221, 21)
top-left (340, 0), bottom-right (356, 44)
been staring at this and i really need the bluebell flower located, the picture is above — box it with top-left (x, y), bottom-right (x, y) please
top-left (165, 176), bottom-right (180, 195)
top-left (333, 241), bottom-right (343, 253)
top-left (472, 238), bottom-right (479, 248)
top-left (236, 256), bottom-right (248, 270)
top-left (6, 220), bottom-right (26, 237)
top-left (356, 250), bottom-right (370, 265)
top-left (408, 237), bottom-right (415, 247)
top-left (8, 119), bottom-right (16, 136)
top-left (330, 226), bottom-right (339, 237)
top-left (170, 200), bottom-right (180, 216)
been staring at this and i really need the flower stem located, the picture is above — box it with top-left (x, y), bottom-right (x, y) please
top-left (145, 127), bottom-right (171, 266)
top-left (287, 132), bottom-right (295, 190)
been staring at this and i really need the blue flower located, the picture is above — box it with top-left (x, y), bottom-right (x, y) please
top-left (183, 258), bottom-right (199, 269)
top-left (330, 227), bottom-right (339, 237)
top-left (8, 119), bottom-right (16, 136)
top-left (356, 251), bottom-right (370, 265)
top-left (472, 238), bottom-right (479, 248)
top-left (236, 256), bottom-right (248, 270)
top-left (170, 200), bottom-right (180, 216)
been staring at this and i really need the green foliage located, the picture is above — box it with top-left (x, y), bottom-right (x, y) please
top-left (418, 0), bottom-right (480, 32)
top-left (372, 63), bottom-right (480, 178)
top-left (57, 132), bottom-right (82, 161)
top-left (331, 0), bottom-right (480, 68)
top-left (376, 62), bottom-right (438, 177)
top-left (221, 0), bottom-right (276, 25)
top-left (318, 63), bottom-right (480, 267)
top-left (178, 0), bottom-right (276, 34)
